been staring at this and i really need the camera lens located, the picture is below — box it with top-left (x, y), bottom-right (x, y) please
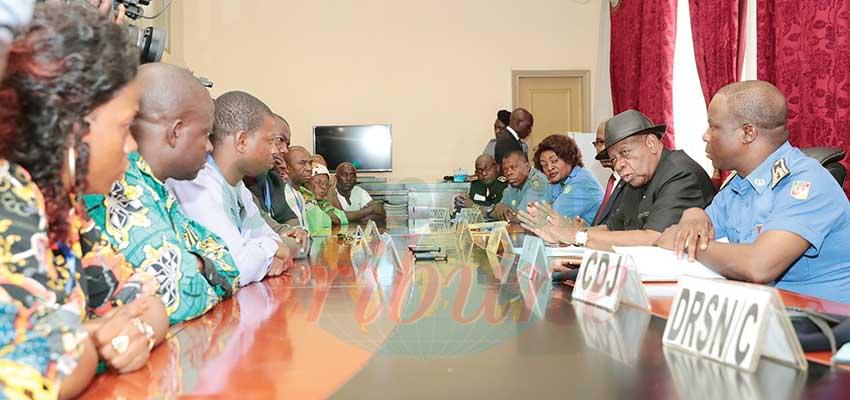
top-left (127, 24), bottom-right (166, 63)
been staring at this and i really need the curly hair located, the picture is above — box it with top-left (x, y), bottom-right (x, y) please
top-left (533, 134), bottom-right (584, 171)
top-left (0, 2), bottom-right (139, 243)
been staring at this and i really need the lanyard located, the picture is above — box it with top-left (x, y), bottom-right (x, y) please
top-left (263, 177), bottom-right (274, 218)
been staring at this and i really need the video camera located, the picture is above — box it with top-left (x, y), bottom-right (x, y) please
top-left (112, 0), bottom-right (168, 64)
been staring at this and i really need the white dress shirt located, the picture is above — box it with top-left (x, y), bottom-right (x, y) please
top-left (336, 186), bottom-right (373, 212)
top-left (167, 157), bottom-right (280, 286)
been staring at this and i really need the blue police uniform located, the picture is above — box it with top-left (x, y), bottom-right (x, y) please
top-left (499, 168), bottom-right (550, 212)
top-left (706, 141), bottom-right (850, 304)
top-left (550, 166), bottom-right (603, 224)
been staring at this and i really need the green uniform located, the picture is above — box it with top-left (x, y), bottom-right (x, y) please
top-left (499, 168), bottom-right (551, 211)
top-left (83, 152), bottom-right (240, 324)
top-left (300, 187), bottom-right (348, 236)
top-left (468, 177), bottom-right (508, 207)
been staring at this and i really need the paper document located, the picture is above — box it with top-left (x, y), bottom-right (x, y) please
top-left (612, 246), bottom-right (726, 282)
top-left (512, 245), bottom-right (586, 258)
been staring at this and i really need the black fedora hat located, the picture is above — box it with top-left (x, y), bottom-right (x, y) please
top-left (595, 109), bottom-right (666, 160)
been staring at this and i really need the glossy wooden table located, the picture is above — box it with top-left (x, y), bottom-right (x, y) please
top-left (80, 220), bottom-right (850, 399)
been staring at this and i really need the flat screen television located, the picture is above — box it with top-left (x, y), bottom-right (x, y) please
top-left (313, 124), bottom-right (392, 172)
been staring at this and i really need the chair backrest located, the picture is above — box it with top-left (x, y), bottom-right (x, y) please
top-left (800, 147), bottom-right (847, 187)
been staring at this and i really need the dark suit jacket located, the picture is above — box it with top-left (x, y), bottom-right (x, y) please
top-left (607, 149), bottom-right (716, 232)
top-left (592, 178), bottom-right (625, 226)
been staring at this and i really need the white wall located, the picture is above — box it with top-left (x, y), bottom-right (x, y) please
top-left (168, 0), bottom-right (602, 182)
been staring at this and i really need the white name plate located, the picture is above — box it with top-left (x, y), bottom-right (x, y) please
top-left (485, 226), bottom-right (515, 255)
top-left (662, 276), bottom-right (807, 372)
top-left (516, 235), bottom-right (550, 281)
top-left (572, 250), bottom-right (650, 313)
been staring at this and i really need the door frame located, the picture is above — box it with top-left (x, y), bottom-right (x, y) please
top-left (511, 70), bottom-right (592, 133)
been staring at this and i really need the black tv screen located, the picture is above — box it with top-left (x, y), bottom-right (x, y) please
top-left (313, 124), bottom-right (392, 172)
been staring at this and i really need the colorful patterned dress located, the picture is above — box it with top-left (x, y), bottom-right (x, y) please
top-left (0, 160), bottom-right (157, 399)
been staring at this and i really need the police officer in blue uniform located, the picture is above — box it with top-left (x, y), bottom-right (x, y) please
top-left (491, 150), bottom-right (549, 222)
top-left (657, 80), bottom-right (850, 305)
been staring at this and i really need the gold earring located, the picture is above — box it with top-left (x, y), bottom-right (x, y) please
top-left (67, 146), bottom-right (76, 181)
top-left (67, 146), bottom-right (77, 198)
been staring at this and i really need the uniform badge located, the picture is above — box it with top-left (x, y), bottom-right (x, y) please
top-left (771, 158), bottom-right (790, 189)
top-left (497, 176), bottom-right (507, 183)
top-left (754, 178), bottom-right (766, 187)
top-left (563, 185), bottom-right (572, 195)
top-left (531, 179), bottom-right (542, 191)
top-left (511, 199), bottom-right (517, 207)
top-left (790, 180), bottom-right (811, 200)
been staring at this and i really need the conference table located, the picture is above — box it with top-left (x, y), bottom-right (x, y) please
top-left (80, 219), bottom-right (850, 399)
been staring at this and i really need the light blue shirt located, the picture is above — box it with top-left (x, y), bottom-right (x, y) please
top-left (550, 166), bottom-right (603, 224)
top-left (499, 168), bottom-right (550, 212)
top-left (706, 141), bottom-right (850, 304)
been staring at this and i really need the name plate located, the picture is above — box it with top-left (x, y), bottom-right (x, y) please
top-left (349, 236), bottom-right (373, 279)
top-left (485, 226), bottom-right (515, 255)
top-left (516, 235), bottom-right (550, 281)
top-left (456, 225), bottom-right (475, 261)
top-left (369, 233), bottom-right (409, 274)
top-left (662, 276), bottom-right (807, 372)
top-left (363, 220), bottom-right (380, 242)
top-left (519, 277), bottom-right (553, 319)
top-left (572, 250), bottom-right (650, 313)
top-left (457, 208), bottom-right (484, 224)
top-left (428, 207), bottom-right (450, 221)
top-left (455, 220), bottom-right (469, 239)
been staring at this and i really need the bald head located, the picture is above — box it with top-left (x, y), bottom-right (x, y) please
top-left (134, 63), bottom-right (211, 137)
top-left (596, 121), bottom-right (606, 141)
top-left (475, 154), bottom-right (498, 184)
top-left (336, 162), bottom-right (358, 194)
top-left (716, 80), bottom-right (788, 141)
top-left (285, 146), bottom-right (313, 186)
top-left (337, 162), bottom-right (355, 173)
top-left (131, 63), bottom-right (215, 181)
top-left (475, 154), bottom-right (495, 165)
top-left (509, 108), bottom-right (534, 138)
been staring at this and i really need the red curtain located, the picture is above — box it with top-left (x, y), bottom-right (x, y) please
top-left (609, 0), bottom-right (678, 149)
top-left (689, 0), bottom-right (745, 188)
top-left (689, 0), bottom-right (745, 106)
top-left (758, 0), bottom-right (850, 197)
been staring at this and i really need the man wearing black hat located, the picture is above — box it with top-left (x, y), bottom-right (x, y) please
top-left (518, 109), bottom-right (715, 250)
top-left (493, 108), bottom-right (533, 165)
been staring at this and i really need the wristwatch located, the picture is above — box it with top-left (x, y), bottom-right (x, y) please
top-left (574, 228), bottom-right (589, 247)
